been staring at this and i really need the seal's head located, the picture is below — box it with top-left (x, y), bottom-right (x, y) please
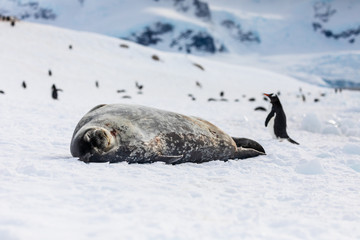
top-left (71, 127), bottom-right (116, 163)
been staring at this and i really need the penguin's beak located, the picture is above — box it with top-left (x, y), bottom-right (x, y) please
top-left (263, 93), bottom-right (271, 97)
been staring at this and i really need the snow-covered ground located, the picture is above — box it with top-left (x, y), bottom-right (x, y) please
top-left (0, 21), bottom-right (360, 240)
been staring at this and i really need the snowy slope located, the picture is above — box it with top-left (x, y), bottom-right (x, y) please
top-left (0, 21), bottom-right (360, 240)
top-left (2, 0), bottom-right (360, 86)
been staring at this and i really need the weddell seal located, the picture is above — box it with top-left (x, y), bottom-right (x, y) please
top-left (70, 104), bottom-right (265, 164)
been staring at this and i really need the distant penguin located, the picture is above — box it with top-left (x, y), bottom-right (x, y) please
top-left (48, 70), bottom-right (52, 77)
top-left (302, 94), bottom-right (306, 102)
top-left (51, 84), bottom-right (62, 100)
top-left (95, 81), bottom-right (99, 88)
top-left (0, 90), bottom-right (5, 94)
top-left (117, 89), bottom-right (126, 93)
top-left (135, 81), bottom-right (143, 94)
top-left (22, 81), bottom-right (27, 89)
top-left (219, 91), bottom-right (228, 101)
top-left (263, 93), bottom-right (299, 145)
top-left (196, 81), bottom-right (202, 88)
top-left (188, 94), bottom-right (196, 101)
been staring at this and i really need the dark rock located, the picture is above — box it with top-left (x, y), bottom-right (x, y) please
top-left (313, 2), bottom-right (336, 23)
top-left (127, 22), bottom-right (173, 46)
top-left (193, 63), bottom-right (204, 71)
top-left (312, 22), bottom-right (322, 31)
top-left (120, 44), bottom-right (129, 48)
top-left (152, 55), bottom-right (160, 61)
top-left (254, 106), bottom-right (266, 111)
top-left (221, 20), bottom-right (260, 43)
top-left (193, 0), bottom-right (211, 21)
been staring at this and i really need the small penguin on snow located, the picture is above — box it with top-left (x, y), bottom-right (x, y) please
top-left (51, 84), bottom-right (63, 100)
top-left (263, 93), bottom-right (299, 145)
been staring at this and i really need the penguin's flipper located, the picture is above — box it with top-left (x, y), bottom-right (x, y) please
top-left (287, 138), bottom-right (299, 145)
top-left (232, 137), bottom-right (265, 154)
top-left (265, 110), bottom-right (275, 127)
top-left (234, 147), bottom-right (266, 159)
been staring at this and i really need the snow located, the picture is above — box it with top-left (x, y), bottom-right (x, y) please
top-left (0, 20), bottom-right (360, 240)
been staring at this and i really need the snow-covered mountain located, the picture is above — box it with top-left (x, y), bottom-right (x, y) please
top-left (1, 0), bottom-right (360, 55)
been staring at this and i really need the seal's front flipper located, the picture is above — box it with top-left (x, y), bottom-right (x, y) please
top-left (232, 137), bottom-right (265, 154)
top-left (234, 147), bottom-right (265, 159)
top-left (154, 155), bottom-right (183, 164)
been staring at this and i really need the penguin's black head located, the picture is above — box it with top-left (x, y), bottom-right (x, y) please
top-left (263, 93), bottom-right (280, 104)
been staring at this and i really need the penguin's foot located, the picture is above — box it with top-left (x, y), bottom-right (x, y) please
top-left (287, 138), bottom-right (299, 145)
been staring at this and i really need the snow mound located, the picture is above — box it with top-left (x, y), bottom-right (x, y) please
top-left (301, 113), bottom-right (322, 133)
top-left (295, 159), bottom-right (325, 175)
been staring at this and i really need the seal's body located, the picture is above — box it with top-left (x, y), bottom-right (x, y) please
top-left (70, 104), bottom-right (265, 164)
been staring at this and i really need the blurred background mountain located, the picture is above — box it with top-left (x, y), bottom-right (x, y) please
top-left (1, 0), bottom-right (359, 55)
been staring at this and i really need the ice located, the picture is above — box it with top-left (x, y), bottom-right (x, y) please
top-left (301, 113), bottom-right (322, 133)
top-left (295, 159), bottom-right (325, 175)
top-left (343, 144), bottom-right (360, 155)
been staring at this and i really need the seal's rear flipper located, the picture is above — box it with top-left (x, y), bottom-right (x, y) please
top-left (154, 155), bottom-right (183, 164)
top-left (232, 137), bottom-right (265, 154)
top-left (234, 148), bottom-right (265, 159)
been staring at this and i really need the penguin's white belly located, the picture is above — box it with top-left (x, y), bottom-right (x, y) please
top-left (267, 113), bottom-right (277, 139)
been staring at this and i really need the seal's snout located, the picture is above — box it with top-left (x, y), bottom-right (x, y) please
top-left (84, 128), bottom-right (114, 153)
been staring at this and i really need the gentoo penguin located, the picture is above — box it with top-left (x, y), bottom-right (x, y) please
top-left (51, 84), bottom-right (63, 100)
top-left (263, 93), bottom-right (299, 145)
